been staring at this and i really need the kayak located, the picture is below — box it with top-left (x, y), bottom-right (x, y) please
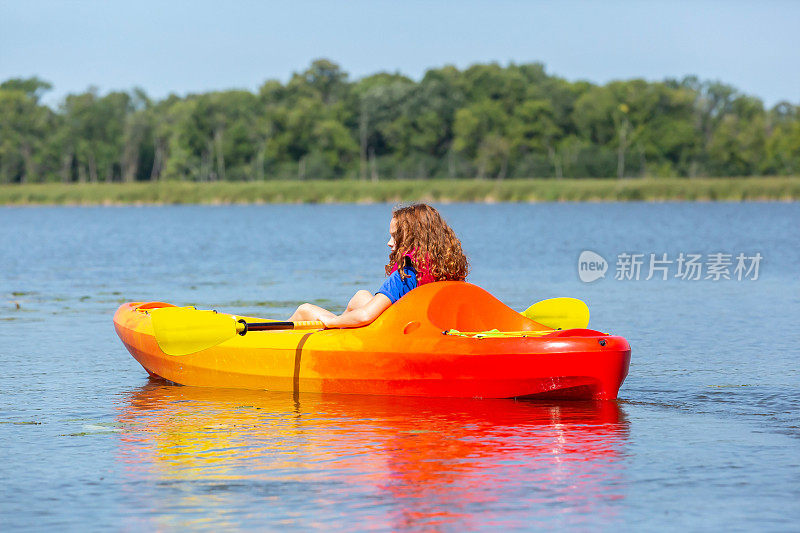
top-left (114, 282), bottom-right (631, 399)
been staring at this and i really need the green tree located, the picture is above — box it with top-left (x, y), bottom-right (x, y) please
top-left (763, 102), bottom-right (800, 175)
top-left (0, 77), bottom-right (56, 183)
top-left (507, 99), bottom-right (560, 177)
top-left (288, 59), bottom-right (348, 105)
top-left (60, 89), bottom-right (133, 182)
top-left (453, 100), bottom-right (511, 179)
top-left (706, 95), bottom-right (766, 176)
top-left (353, 75), bottom-right (415, 180)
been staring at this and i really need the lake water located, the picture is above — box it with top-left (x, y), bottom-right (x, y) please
top-left (1, 202), bottom-right (798, 530)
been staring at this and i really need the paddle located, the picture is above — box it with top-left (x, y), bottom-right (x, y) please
top-left (520, 297), bottom-right (590, 330)
top-left (150, 306), bottom-right (323, 356)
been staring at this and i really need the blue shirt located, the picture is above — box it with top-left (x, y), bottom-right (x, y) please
top-left (377, 267), bottom-right (418, 303)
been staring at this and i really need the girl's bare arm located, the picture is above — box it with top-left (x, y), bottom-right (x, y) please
top-left (321, 293), bottom-right (392, 328)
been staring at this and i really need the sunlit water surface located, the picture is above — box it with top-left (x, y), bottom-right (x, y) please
top-left (1, 203), bottom-right (798, 530)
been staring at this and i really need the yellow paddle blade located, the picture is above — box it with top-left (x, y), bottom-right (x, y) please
top-left (521, 297), bottom-right (590, 330)
top-left (150, 307), bottom-right (240, 356)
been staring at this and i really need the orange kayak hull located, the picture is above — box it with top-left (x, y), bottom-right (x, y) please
top-left (114, 283), bottom-right (631, 399)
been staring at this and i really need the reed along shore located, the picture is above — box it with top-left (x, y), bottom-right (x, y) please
top-left (1, 177), bottom-right (798, 205)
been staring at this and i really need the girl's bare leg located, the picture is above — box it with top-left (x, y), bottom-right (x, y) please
top-left (289, 303), bottom-right (337, 322)
top-left (345, 290), bottom-right (374, 312)
top-left (290, 290), bottom-right (372, 321)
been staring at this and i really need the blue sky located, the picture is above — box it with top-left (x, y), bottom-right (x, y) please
top-left (1, 0), bottom-right (798, 107)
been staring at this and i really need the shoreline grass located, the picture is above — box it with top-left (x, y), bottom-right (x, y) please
top-left (0, 177), bottom-right (798, 205)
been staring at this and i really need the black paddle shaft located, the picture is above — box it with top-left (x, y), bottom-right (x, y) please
top-left (237, 320), bottom-right (296, 335)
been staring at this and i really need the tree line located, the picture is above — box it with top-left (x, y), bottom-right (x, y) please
top-left (1, 59), bottom-right (799, 184)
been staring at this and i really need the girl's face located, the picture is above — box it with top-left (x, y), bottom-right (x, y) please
top-left (387, 217), bottom-right (397, 252)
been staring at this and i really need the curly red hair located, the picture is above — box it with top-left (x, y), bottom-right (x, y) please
top-left (385, 204), bottom-right (469, 282)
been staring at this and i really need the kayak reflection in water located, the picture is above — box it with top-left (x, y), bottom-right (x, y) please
top-left (289, 203), bottom-right (469, 328)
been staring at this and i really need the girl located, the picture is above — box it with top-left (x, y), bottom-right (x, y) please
top-left (289, 203), bottom-right (468, 328)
